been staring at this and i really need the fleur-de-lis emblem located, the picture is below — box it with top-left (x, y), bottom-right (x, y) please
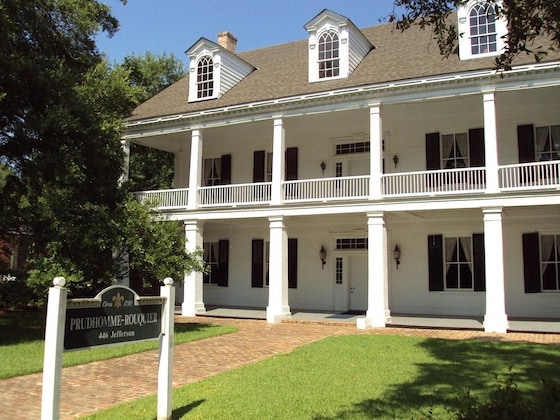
top-left (113, 292), bottom-right (124, 308)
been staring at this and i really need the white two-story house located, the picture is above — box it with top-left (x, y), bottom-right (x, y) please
top-left (122, 3), bottom-right (560, 333)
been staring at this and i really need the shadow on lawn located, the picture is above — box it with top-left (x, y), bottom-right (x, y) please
top-left (313, 337), bottom-right (560, 419)
top-left (168, 399), bottom-right (205, 420)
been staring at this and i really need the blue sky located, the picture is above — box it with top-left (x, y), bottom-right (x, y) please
top-left (97, 0), bottom-right (399, 64)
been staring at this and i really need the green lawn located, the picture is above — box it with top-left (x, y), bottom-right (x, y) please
top-left (86, 334), bottom-right (560, 419)
top-left (0, 310), bottom-right (236, 379)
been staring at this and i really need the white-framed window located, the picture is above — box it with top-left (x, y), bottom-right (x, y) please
top-left (535, 125), bottom-right (560, 162)
top-left (458, 1), bottom-right (506, 60)
top-left (441, 133), bottom-right (469, 169)
top-left (336, 238), bottom-right (368, 250)
top-left (541, 234), bottom-right (560, 291)
top-left (318, 30), bottom-right (340, 79)
top-left (196, 56), bottom-right (214, 99)
top-left (203, 157), bottom-right (221, 186)
top-left (444, 236), bottom-right (473, 290)
top-left (469, 3), bottom-right (498, 55)
top-left (203, 242), bottom-right (219, 285)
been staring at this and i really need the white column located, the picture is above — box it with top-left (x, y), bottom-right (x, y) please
top-left (483, 207), bottom-right (508, 333)
top-left (188, 129), bottom-right (203, 210)
top-left (182, 221), bottom-right (205, 316)
top-left (266, 216), bottom-right (291, 323)
top-left (119, 139), bottom-right (130, 185)
top-left (271, 118), bottom-right (285, 205)
top-left (483, 91), bottom-right (500, 193)
top-left (157, 278), bottom-right (175, 420)
top-left (369, 105), bottom-right (382, 200)
top-left (358, 212), bottom-right (391, 329)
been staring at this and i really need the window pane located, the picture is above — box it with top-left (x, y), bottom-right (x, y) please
top-left (446, 264), bottom-right (459, 288)
top-left (543, 263), bottom-right (557, 290)
top-left (460, 264), bottom-right (473, 288)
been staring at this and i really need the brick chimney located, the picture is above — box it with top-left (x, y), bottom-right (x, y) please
top-left (217, 31), bottom-right (237, 53)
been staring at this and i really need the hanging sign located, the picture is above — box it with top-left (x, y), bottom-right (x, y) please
top-left (64, 285), bottom-right (164, 350)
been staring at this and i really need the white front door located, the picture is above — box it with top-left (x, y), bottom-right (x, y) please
top-left (348, 255), bottom-right (368, 311)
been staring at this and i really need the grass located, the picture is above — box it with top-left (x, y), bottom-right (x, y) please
top-left (85, 334), bottom-right (560, 419)
top-left (0, 310), bottom-right (236, 379)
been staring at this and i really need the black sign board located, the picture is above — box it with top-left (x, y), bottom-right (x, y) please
top-left (64, 286), bottom-right (163, 351)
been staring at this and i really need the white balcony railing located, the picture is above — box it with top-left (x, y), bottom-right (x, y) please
top-left (499, 160), bottom-right (560, 190)
top-left (135, 163), bottom-right (560, 211)
top-left (382, 167), bottom-right (486, 196)
top-left (135, 188), bottom-right (189, 209)
top-left (199, 182), bottom-right (272, 207)
top-left (283, 176), bottom-right (369, 202)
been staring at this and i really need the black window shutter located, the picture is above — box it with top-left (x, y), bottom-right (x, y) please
top-left (221, 154), bottom-right (231, 184)
top-left (468, 128), bottom-right (485, 167)
top-left (522, 232), bottom-right (541, 293)
top-left (425, 132), bottom-right (441, 170)
top-left (472, 233), bottom-right (486, 291)
top-left (286, 147), bottom-right (298, 181)
top-left (428, 234), bottom-right (444, 291)
top-left (251, 239), bottom-right (264, 288)
top-left (217, 240), bottom-right (229, 287)
top-left (253, 150), bottom-right (265, 183)
top-left (517, 124), bottom-right (535, 163)
top-left (288, 238), bottom-right (298, 289)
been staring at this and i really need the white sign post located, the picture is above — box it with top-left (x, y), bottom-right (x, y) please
top-left (41, 277), bottom-right (67, 420)
top-left (41, 277), bottom-right (175, 420)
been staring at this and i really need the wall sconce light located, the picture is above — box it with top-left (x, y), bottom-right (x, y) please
top-left (320, 161), bottom-right (326, 174)
top-left (393, 244), bottom-right (401, 269)
top-left (392, 155), bottom-right (399, 168)
top-left (319, 245), bottom-right (327, 269)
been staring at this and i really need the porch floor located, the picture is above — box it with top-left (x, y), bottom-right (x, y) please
top-left (186, 306), bottom-right (560, 334)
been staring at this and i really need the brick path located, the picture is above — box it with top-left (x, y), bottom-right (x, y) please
top-left (1, 316), bottom-right (560, 419)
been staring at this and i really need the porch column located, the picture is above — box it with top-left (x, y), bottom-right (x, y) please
top-left (271, 118), bottom-right (285, 205)
top-left (369, 104), bottom-right (382, 200)
top-left (187, 129), bottom-right (203, 210)
top-left (119, 140), bottom-right (130, 185)
top-left (182, 220), bottom-right (206, 316)
top-left (266, 216), bottom-right (291, 323)
top-left (358, 212), bottom-right (391, 329)
top-left (482, 207), bottom-right (508, 333)
top-left (483, 91), bottom-right (500, 193)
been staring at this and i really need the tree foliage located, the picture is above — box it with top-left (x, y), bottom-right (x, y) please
top-left (0, 0), bottom-right (196, 300)
top-left (393, 0), bottom-right (560, 69)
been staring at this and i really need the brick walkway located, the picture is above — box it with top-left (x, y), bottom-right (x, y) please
top-left (1, 316), bottom-right (560, 419)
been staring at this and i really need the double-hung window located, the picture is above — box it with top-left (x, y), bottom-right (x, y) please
top-left (541, 235), bottom-right (560, 291)
top-left (535, 125), bottom-right (560, 162)
top-left (444, 236), bottom-right (473, 290)
top-left (442, 133), bottom-right (469, 169)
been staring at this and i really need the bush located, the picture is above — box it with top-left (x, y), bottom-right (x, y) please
top-left (0, 270), bottom-right (35, 309)
top-left (453, 370), bottom-right (560, 419)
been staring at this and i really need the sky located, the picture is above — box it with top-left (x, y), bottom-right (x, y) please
top-left (96, 0), bottom-right (400, 65)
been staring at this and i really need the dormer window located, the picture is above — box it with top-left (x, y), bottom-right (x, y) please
top-left (458, 0), bottom-right (506, 60)
top-left (469, 3), bottom-right (498, 55)
top-left (186, 35), bottom-right (255, 103)
top-left (197, 56), bottom-right (214, 98)
top-left (305, 10), bottom-right (373, 84)
top-left (318, 31), bottom-right (340, 79)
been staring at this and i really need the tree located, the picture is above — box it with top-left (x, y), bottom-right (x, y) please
top-left (118, 52), bottom-right (187, 191)
top-left (0, 1), bottom-right (199, 301)
top-left (393, 0), bottom-right (560, 69)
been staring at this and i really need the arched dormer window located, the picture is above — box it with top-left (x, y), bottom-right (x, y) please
top-left (318, 31), bottom-right (340, 79)
top-left (196, 56), bottom-right (214, 99)
top-left (469, 3), bottom-right (497, 55)
top-left (458, 0), bottom-right (506, 60)
top-left (305, 10), bottom-right (373, 83)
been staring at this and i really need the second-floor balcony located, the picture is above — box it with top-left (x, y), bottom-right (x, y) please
top-left (135, 161), bottom-right (560, 211)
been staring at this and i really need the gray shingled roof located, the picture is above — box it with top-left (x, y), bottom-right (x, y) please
top-left (127, 19), bottom-right (560, 122)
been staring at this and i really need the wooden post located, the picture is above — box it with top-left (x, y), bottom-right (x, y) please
top-left (41, 277), bottom-right (67, 420)
top-left (157, 278), bottom-right (175, 419)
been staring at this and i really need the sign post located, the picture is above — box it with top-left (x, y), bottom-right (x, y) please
top-left (41, 277), bottom-right (174, 420)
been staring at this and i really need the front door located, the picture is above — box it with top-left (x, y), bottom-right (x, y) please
top-left (348, 255), bottom-right (367, 311)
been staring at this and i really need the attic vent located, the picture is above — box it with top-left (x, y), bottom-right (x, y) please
top-left (218, 31), bottom-right (237, 53)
